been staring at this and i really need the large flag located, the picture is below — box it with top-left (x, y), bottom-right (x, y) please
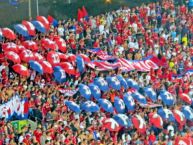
top-left (0, 95), bottom-right (28, 120)
top-left (77, 8), bottom-right (84, 21)
top-left (82, 6), bottom-right (88, 17)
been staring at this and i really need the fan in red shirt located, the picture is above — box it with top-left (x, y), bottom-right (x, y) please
top-left (33, 128), bottom-right (42, 143)
top-left (42, 100), bottom-right (51, 117)
top-left (116, 34), bottom-right (123, 45)
top-left (148, 131), bottom-right (156, 144)
top-left (180, 5), bottom-right (187, 14)
top-left (93, 39), bottom-right (100, 48)
top-left (1, 69), bottom-right (8, 85)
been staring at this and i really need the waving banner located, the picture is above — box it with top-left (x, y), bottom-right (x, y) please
top-left (58, 88), bottom-right (79, 96)
top-left (87, 56), bottom-right (159, 72)
top-left (0, 95), bottom-right (28, 120)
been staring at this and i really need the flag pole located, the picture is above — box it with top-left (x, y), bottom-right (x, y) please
top-left (36, 0), bottom-right (39, 16)
top-left (28, 0), bottom-right (32, 20)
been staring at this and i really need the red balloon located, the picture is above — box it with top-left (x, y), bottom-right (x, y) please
top-left (12, 64), bottom-right (30, 77)
top-left (59, 62), bottom-right (76, 75)
top-left (41, 38), bottom-right (57, 50)
top-left (5, 51), bottom-right (21, 64)
top-left (2, 42), bottom-right (18, 53)
top-left (102, 118), bottom-right (120, 132)
top-left (47, 51), bottom-right (60, 65)
top-left (20, 49), bottom-right (35, 62)
top-left (2, 28), bottom-right (16, 40)
top-left (22, 40), bottom-right (39, 51)
top-left (39, 60), bottom-right (53, 74)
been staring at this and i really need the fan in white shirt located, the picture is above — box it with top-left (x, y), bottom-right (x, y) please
top-left (167, 124), bottom-right (175, 137)
top-left (122, 133), bottom-right (132, 145)
top-left (58, 25), bottom-right (64, 37)
top-left (99, 24), bottom-right (105, 35)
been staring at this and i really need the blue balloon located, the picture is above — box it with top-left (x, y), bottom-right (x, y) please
top-left (29, 60), bottom-right (43, 74)
top-left (81, 101), bottom-right (99, 112)
top-left (94, 77), bottom-right (109, 92)
top-left (53, 66), bottom-right (62, 72)
top-left (159, 90), bottom-right (174, 106)
top-left (157, 108), bottom-right (175, 122)
top-left (123, 93), bottom-right (135, 111)
top-left (113, 114), bottom-right (132, 127)
top-left (52, 19), bottom-right (58, 27)
top-left (53, 67), bottom-right (66, 83)
top-left (144, 87), bottom-right (157, 102)
top-left (131, 91), bottom-right (147, 104)
top-left (126, 78), bottom-right (139, 90)
top-left (114, 97), bottom-right (125, 113)
top-left (14, 24), bottom-right (29, 37)
top-left (76, 55), bottom-right (85, 74)
top-left (65, 101), bottom-right (81, 113)
top-left (79, 84), bottom-right (91, 100)
top-left (98, 99), bottom-right (114, 113)
top-left (106, 76), bottom-right (121, 90)
top-left (181, 106), bottom-right (193, 121)
top-left (117, 75), bottom-right (128, 89)
top-left (88, 83), bottom-right (101, 100)
top-left (31, 21), bottom-right (46, 33)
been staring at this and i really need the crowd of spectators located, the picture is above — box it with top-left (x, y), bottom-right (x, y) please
top-left (0, 0), bottom-right (193, 144)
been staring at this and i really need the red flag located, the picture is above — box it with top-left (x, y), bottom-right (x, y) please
top-left (77, 9), bottom-right (84, 21)
top-left (47, 15), bottom-right (54, 24)
top-left (82, 6), bottom-right (88, 17)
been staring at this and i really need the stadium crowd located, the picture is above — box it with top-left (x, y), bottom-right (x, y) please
top-left (0, 0), bottom-right (193, 144)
